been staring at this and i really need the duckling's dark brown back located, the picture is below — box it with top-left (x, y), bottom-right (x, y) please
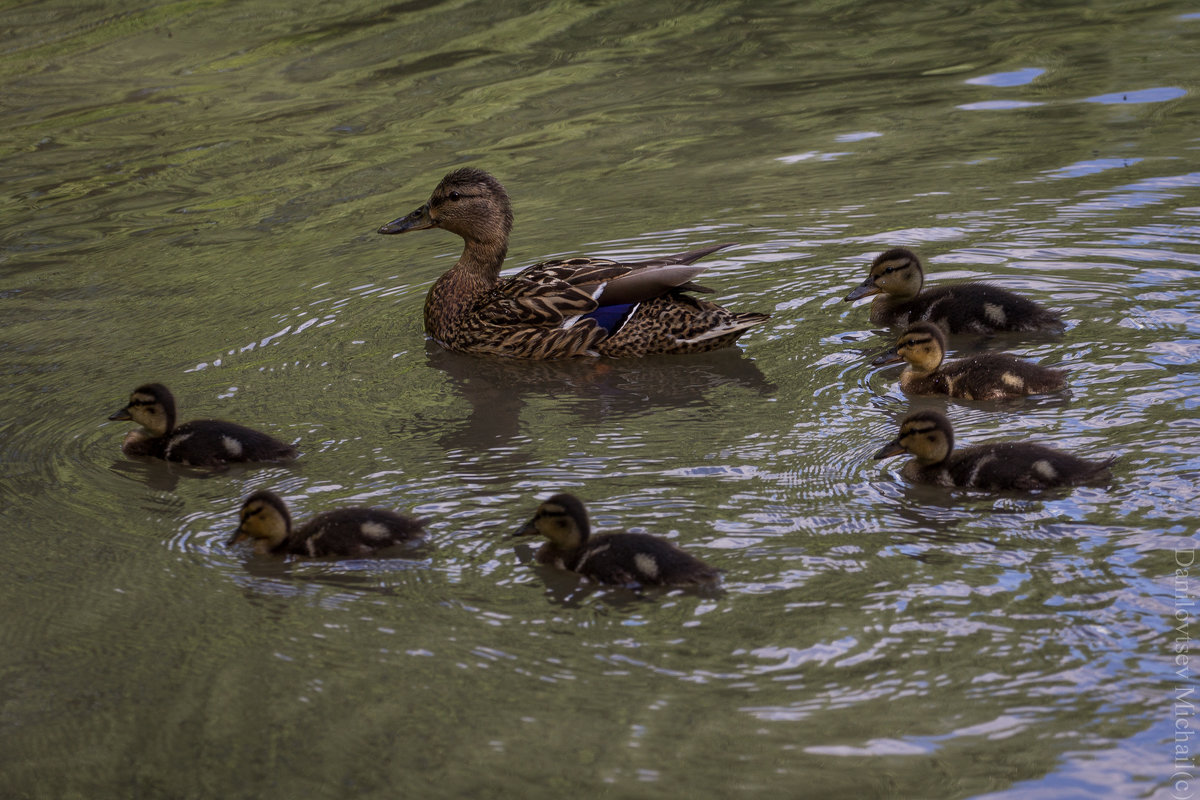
top-left (164, 420), bottom-right (297, 468)
top-left (876, 283), bottom-right (1065, 334)
top-left (574, 532), bottom-right (720, 586)
top-left (917, 352), bottom-right (1068, 400)
top-left (290, 507), bottom-right (425, 557)
top-left (942, 442), bottom-right (1115, 490)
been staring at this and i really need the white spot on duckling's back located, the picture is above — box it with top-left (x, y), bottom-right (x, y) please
top-left (634, 552), bottom-right (659, 579)
top-left (360, 521), bottom-right (390, 540)
top-left (1032, 460), bottom-right (1058, 481)
top-left (984, 303), bottom-right (1007, 326)
top-left (1001, 372), bottom-right (1025, 390)
top-left (222, 436), bottom-right (243, 457)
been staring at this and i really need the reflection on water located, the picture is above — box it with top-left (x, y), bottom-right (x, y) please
top-left (422, 342), bottom-right (776, 447)
top-left (1, 0), bottom-right (1199, 798)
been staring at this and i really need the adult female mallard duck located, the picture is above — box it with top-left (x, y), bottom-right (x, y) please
top-left (108, 383), bottom-right (297, 468)
top-left (845, 247), bottom-right (1065, 334)
top-left (873, 409), bottom-right (1114, 490)
top-left (873, 321), bottom-right (1067, 400)
top-left (227, 490), bottom-right (425, 557)
top-left (377, 167), bottom-right (769, 359)
top-left (513, 493), bottom-right (720, 586)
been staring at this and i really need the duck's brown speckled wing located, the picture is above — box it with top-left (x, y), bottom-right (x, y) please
top-left (452, 249), bottom-right (767, 358)
top-left (599, 293), bottom-right (770, 357)
top-left (480, 258), bottom-right (629, 325)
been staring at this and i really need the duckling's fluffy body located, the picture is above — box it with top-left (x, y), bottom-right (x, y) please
top-left (228, 490), bottom-right (424, 557)
top-left (515, 493), bottom-right (720, 586)
top-left (846, 248), bottom-right (1065, 334)
top-left (874, 410), bottom-right (1114, 490)
top-left (878, 322), bottom-right (1067, 400)
top-left (378, 167), bottom-right (769, 359)
top-left (109, 383), bottom-right (297, 468)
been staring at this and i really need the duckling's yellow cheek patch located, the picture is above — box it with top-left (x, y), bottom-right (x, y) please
top-left (634, 553), bottom-right (659, 579)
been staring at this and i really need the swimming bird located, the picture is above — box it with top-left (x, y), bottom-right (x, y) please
top-left (874, 321), bottom-right (1067, 399)
top-left (108, 383), bottom-right (297, 468)
top-left (513, 493), bottom-right (720, 586)
top-left (227, 490), bottom-right (424, 557)
top-left (377, 167), bottom-right (769, 358)
top-left (873, 409), bottom-right (1115, 490)
top-left (845, 247), bottom-right (1065, 334)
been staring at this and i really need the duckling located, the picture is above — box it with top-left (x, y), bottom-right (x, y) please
top-left (226, 490), bottom-right (425, 557)
top-left (874, 322), bottom-right (1067, 400)
top-left (377, 167), bottom-right (769, 358)
top-left (873, 409), bottom-right (1115, 490)
top-left (513, 493), bottom-right (720, 586)
top-left (108, 383), bottom-right (297, 468)
top-left (845, 247), bottom-right (1065, 334)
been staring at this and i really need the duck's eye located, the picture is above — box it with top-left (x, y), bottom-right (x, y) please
top-left (448, 191), bottom-right (462, 201)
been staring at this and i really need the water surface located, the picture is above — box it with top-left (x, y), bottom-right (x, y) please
top-left (2, 1), bottom-right (1199, 798)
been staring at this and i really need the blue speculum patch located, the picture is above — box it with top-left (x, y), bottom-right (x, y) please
top-left (582, 302), bottom-right (638, 334)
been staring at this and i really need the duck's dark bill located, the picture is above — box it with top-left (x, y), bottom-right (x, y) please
top-left (378, 203), bottom-right (434, 234)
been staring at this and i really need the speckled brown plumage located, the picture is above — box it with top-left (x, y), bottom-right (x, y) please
top-left (876, 322), bottom-right (1067, 400)
top-left (845, 247), bottom-right (1065, 334)
top-left (379, 167), bottom-right (769, 359)
top-left (874, 410), bottom-right (1115, 491)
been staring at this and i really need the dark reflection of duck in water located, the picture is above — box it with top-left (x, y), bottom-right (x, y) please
top-left (107, 457), bottom-right (303, 493)
top-left (412, 340), bottom-right (777, 448)
top-left (227, 554), bottom-right (436, 602)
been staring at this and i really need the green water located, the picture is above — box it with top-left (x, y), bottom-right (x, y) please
top-left (2, 1), bottom-right (1199, 797)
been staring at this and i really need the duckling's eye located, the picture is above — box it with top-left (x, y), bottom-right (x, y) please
top-left (448, 191), bottom-right (462, 201)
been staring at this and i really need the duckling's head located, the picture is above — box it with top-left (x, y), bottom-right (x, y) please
top-left (873, 321), bottom-right (947, 374)
top-left (845, 247), bottom-right (925, 302)
top-left (226, 490), bottom-right (292, 552)
top-left (513, 493), bottom-right (590, 551)
top-left (874, 409), bottom-right (954, 465)
top-left (378, 167), bottom-right (513, 247)
top-left (108, 383), bottom-right (176, 437)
